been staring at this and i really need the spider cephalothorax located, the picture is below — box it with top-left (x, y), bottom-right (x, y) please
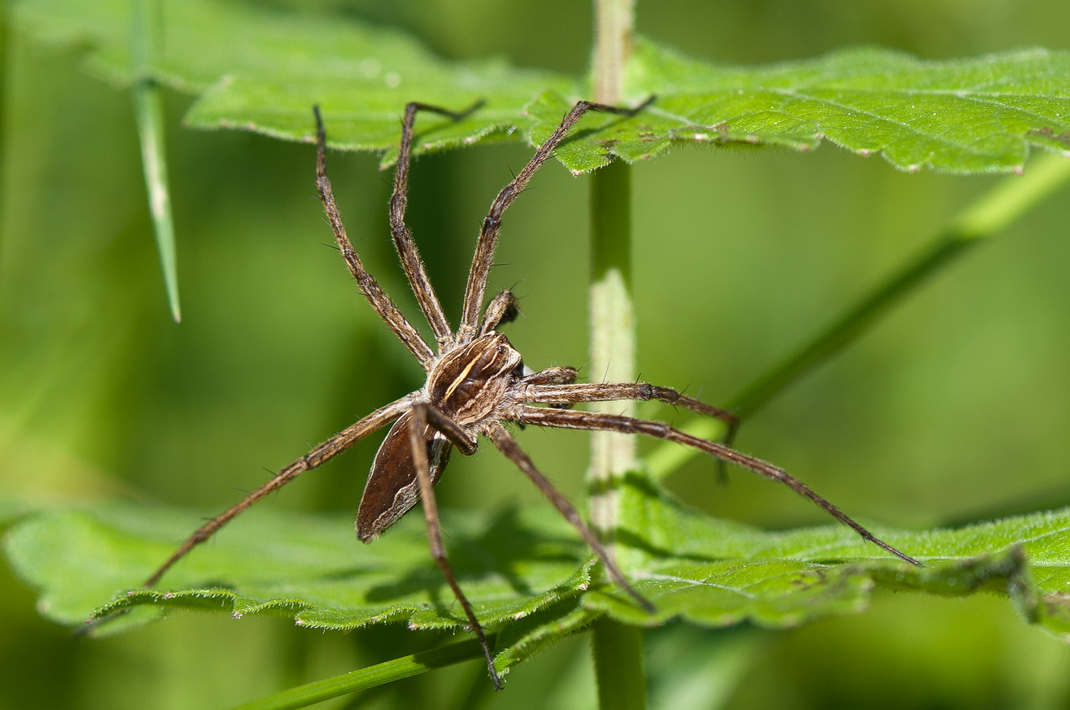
top-left (145, 98), bottom-right (919, 689)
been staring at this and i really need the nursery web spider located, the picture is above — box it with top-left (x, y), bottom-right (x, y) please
top-left (145, 98), bottom-right (920, 689)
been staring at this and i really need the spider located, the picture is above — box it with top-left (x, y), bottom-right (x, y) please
top-left (145, 97), bottom-right (920, 689)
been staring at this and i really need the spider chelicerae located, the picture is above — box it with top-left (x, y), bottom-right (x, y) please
top-left (145, 98), bottom-right (920, 689)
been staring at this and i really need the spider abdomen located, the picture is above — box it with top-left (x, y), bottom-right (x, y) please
top-left (356, 413), bottom-right (451, 542)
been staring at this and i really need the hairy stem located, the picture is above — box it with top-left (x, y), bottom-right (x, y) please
top-left (592, 0), bottom-right (633, 104)
top-left (592, 617), bottom-right (646, 710)
top-left (589, 2), bottom-right (647, 710)
top-left (588, 159), bottom-right (637, 532)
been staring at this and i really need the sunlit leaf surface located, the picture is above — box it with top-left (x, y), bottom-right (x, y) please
top-left (6, 476), bottom-right (1069, 669)
top-left (13, 0), bottom-right (1070, 173)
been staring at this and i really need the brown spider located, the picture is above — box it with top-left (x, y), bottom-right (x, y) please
top-left (145, 98), bottom-right (920, 689)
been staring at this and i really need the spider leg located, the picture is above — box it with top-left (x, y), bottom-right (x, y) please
top-left (524, 381), bottom-right (739, 433)
top-left (480, 289), bottom-right (521, 335)
top-left (392, 101), bottom-right (485, 351)
top-left (313, 107), bottom-right (434, 367)
top-left (407, 402), bottom-right (502, 690)
top-left (521, 367), bottom-right (578, 386)
top-left (144, 396), bottom-right (413, 587)
top-left (482, 421), bottom-right (655, 613)
top-left (527, 381), bottom-right (740, 481)
top-left (513, 405), bottom-right (922, 567)
top-left (457, 97), bottom-right (655, 344)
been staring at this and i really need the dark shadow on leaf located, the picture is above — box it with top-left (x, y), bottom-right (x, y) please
top-left (610, 471), bottom-right (731, 565)
top-left (355, 505), bottom-right (589, 607)
top-left (874, 544), bottom-right (1029, 596)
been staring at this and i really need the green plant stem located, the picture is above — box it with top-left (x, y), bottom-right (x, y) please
top-left (589, 104), bottom-right (647, 710)
top-left (588, 159), bottom-right (637, 531)
top-left (646, 152), bottom-right (1070, 483)
top-left (589, 1), bottom-right (647, 709)
top-left (131, 0), bottom-right (181, 321)
top-left (589, 0), bottom-right (637, 560)
top-left (592, 0), bottom-right (632, 103)
top-left (229, 637), bottom-right (488, 710)
top-left (592, 617), bottom-right (646, 710)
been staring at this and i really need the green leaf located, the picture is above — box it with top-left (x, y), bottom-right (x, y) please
top-left (3, 502), bottom-right (595, 638)
top-left (12, 0), bottom-right (574, 161)
top-left (5, 475), bottom-right (1069, 675)
top-left (13, 1), bottom-right (1070, 173)
top-left (593, 475), bottom-right (1070, 638)
top-left (620, 40), bottom-right (1070, 174)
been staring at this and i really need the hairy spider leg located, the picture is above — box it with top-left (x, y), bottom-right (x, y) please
top-left (515, 404), bottom-right (921, 567)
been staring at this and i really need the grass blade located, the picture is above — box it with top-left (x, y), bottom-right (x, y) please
top-left (131, 0), bottom-right (180, 321)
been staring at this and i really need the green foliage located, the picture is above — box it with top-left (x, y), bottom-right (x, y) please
top-left (13, 0), bottom-right (573, 159)
top-left (13, 0), bottom-right (1070, 173)
top-left (4, 0), bottom-right (1070, 707)
top-left (7, 476), bottom-right (1070, 682)
top-left (623, 41), bottom-right (1070, 174)
top-left (5, 501), bottom-right (595, 640)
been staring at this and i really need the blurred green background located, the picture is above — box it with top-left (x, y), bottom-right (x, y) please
top-left (2, 0), bottom-right (1070, 708)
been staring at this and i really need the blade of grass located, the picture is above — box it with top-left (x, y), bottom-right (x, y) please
top-left (1, 0), bottom-right (11, 267)
top-left (131, 0), bottom-right (181, 321)
top-left (229, 637), bottom-right (488, 710)
top-left (646, 152), bottom-right (1070, 483)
